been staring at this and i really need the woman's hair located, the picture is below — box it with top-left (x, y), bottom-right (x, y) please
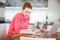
top-left (22, 2), bottom-right (32, 9)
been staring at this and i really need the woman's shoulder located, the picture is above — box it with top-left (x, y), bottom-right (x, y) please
top-left (15, 12), bottom-right (21, 16)
top-left (13, 12), bottom-right (22, 19)
top-left (15, 12), bottom-right (22, 17)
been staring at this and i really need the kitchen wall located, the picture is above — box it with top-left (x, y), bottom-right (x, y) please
top-left (48, 0), bottom-right (60, 24)
top-left (5, 7), bottom-right (48, 23)
top-left (5, 0), bottom-right (60, 24)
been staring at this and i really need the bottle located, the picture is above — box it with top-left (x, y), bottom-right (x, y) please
top-left (36, 21), bottom-right (40, 29)
top-left (46, 14), bottom-right (48, 25)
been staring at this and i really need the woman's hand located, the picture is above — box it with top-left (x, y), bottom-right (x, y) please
top-left (8, 33), bottom-right (20, 40)
top-left (12, 33), bottom-right (20, 38)
top-left (32, 29), bottom-right (39, 35)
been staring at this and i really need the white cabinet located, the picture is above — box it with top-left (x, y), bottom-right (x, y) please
top-left (0, 23), bottom-right (6, 30)
top-left (0, 23), bottom-right (6, 40)
top-left (6, 0), bottom-right (48, 7)
top-left (0, 0), bottom-right (6, 3)
top-left (0, 8), bottom-right (5, 17)
top-left (5, 23), bottom-right (10, 35)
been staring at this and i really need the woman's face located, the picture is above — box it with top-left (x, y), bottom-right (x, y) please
top-left (22, 8), bottom-right (32, 18)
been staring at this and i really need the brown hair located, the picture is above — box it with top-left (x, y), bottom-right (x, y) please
top-left (22, 2), bottom-right (32, 9)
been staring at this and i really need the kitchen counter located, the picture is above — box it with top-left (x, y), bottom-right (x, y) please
top-left (20, 37), bottom-right (56, 40)
top-left (20, 30), bottom-right (56, 40)
top-left (20, 33), bottom-right (49, 38)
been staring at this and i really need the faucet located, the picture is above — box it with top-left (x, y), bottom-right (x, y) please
top-left (36, 22), bottom-right (40, 29)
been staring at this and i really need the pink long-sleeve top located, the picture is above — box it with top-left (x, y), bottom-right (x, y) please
top-left (6, 13), bottom-right (30, 40)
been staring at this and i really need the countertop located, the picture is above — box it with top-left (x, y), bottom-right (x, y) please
top-left (20, 37), bottom-right (56, 40)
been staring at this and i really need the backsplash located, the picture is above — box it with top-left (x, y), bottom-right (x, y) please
top-left (5, 7), bottom-right (48, 23)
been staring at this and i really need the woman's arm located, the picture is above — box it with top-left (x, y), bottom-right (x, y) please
top-left (20, 29), bottom-right (39, 35)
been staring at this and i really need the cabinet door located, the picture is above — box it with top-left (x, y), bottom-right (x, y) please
top-left (5, 23), bottom-right (10, 35)
top-left (0, 24), bottom-right (6, 40)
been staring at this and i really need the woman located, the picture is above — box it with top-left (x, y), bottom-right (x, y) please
top-left (6, 2), bottom-right (32, 40)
